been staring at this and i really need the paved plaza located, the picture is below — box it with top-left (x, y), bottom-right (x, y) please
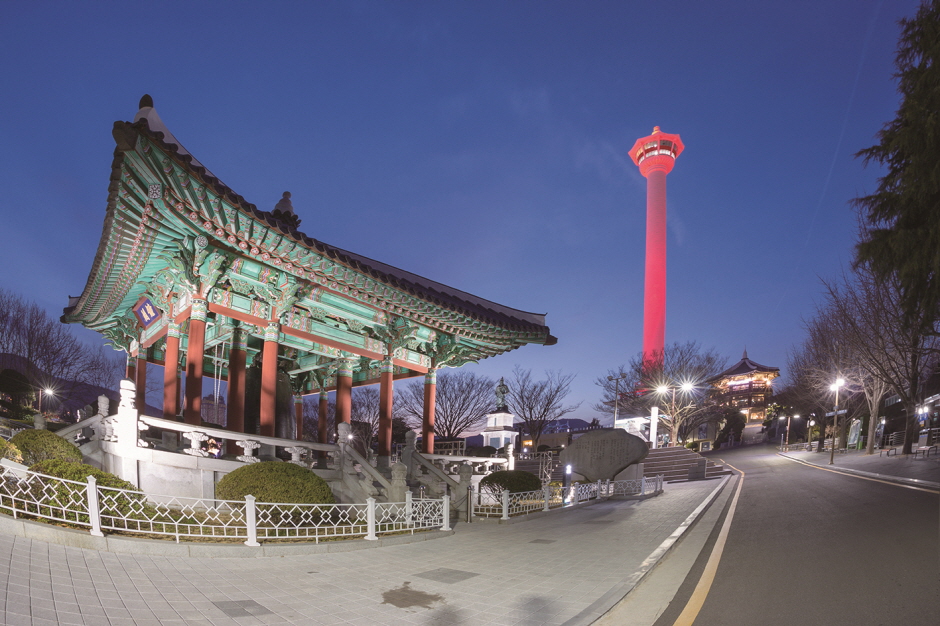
top-left (1, 445), bottom-right (934, 626)
top-left (0, 480), bottom-right (723, 626)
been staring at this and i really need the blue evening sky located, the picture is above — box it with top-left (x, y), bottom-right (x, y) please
top-left (0, 1), bottom-right (917, 421)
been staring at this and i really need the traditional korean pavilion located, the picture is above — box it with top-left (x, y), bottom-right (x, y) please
top-left (707, 350), bottom-right (779, 422)
top-left (62, 96), bottom-right (555, 459)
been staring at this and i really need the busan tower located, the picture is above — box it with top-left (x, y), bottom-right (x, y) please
top-left (630, 127), bottom-right (684, 365)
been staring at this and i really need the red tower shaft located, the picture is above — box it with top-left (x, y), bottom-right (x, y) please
top-left (643, 168), bottom-right (668, 363)
top-left (630, 127), bottom-right (684, 366)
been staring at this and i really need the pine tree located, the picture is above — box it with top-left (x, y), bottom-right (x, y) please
top-left (854, 0), bottom-right (940, 331)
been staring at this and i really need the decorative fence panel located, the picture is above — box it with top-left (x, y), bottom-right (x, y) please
top-left (471, 477), bottom-right (663, 519)
top-left (0, 468), bottom-right (92, 527)
top-left (0, 465), bottom-right (448, 545)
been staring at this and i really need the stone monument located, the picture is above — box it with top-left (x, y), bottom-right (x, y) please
top-left (558, 428), bottom-right (648, 482)
top-left (482, 377), bottom-right (515, 450)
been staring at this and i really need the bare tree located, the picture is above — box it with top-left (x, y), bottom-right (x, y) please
top-left (822, 262), bottom-right (939, 454)
top-left (785, 305), bottom-right (855, 452)
top-left (0, 288), bottom-right (121, 413)
top-left (302, 394), bottom-right (335, 443)
top-left (507, 366), bottom-right (579, 449)
top-left (595, 341), bottom-right (726, 445)
top-left (396, 369), bottom-right (494, 439)
top-left (350, 387), bottom-right (381, 450)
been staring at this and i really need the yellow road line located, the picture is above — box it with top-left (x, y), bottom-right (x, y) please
top-left (671, 465), bottom-right (744, 626)
top-left (780, 455), bottom-right (939, 494)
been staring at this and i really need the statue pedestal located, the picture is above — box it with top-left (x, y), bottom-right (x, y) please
top-left (481, 408), bottom-right (515, 450)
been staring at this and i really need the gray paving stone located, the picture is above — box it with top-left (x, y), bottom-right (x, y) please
top-left (0, 481), bottom-right (722, 626)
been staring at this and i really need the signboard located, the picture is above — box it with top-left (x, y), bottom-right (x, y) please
top-left (874, 420), bottom-right (885, 447)
top-left (132, 297), bottom-right (162, 328)
top-left (847, 419), bottom-right (861, 447)
top-left (825, 409), bottom-right (847, 417)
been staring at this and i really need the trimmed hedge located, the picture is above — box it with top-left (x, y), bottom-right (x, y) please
top-left (480, 469), bottom-right (542, 494)
top-left (0, 438), bottom-right (23, 464)
top-left (29, 459), bottom-right (138, 491)
top-left (216, 461), bottom-right (335, 504)
top-left (26, 460), bottom-right (145, 520)
top-left (11, 429), bottom-right (82, 465)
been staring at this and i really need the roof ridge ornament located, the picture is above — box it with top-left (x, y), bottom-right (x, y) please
top-left (270, 191), bottom-right (302, 230)
top-left (139, 94), bottom-right (154, 110)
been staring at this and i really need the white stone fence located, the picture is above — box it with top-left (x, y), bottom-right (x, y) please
top-left (470, 476), bottom-right (664, 520)
top-left (0, 463), bottom-right (449, 545)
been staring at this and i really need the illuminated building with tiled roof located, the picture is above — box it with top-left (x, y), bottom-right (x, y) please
top-left (707, 350), bottom-right (780, 422)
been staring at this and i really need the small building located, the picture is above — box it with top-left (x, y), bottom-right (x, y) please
top-left (708, 350), bottom-right (780, 422)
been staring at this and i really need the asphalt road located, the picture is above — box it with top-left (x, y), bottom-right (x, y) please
top-left (655, 445), bottom-right (939, 626)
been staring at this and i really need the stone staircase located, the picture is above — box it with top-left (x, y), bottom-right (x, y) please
top-left (641, 446), bottom-right (732, 482)
top-left (513, 455), bottom-right (564, 482)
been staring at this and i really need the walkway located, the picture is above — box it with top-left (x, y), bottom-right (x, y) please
top-left (778, 446), bottom-right (940, 486)
top-left (0, 480), bottom-right (723, 626)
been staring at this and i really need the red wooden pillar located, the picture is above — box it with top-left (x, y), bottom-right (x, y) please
top-left (135, 354), bottom-right (147, 413)
top-left (226, 326), bottom-right (248, 455)
top-left (422, 369), bottom-right (437, 454)
top-left (163, 321), bottom-right (181, 420)
top-left (318, 389), bottom-right (329, 444)
top-left (260, 322), bottom-right (279, 438)
top-left (294, 395), bottom-right (304, 440)
top-left (378, 357), bottom-right (394, 460)
top-left (184, 299), bottom-right (208, 425)
top-left (335, 357), bottom-right (354, 426)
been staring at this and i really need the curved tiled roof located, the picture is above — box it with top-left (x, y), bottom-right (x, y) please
top-left (66, 97), bottom-right (555, 346)
top-left (708, 350), bottom-right (779, 381)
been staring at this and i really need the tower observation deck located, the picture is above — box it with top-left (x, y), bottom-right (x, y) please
top-left (630, 126), bottom-right (684, 365)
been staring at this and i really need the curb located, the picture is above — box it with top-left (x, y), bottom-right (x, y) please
top-left (777, 453), bottom-right (940, 490)
top-left (562, 473), bottom-right (735, 626)
top-left (0, 513), bottom-right (454, 557)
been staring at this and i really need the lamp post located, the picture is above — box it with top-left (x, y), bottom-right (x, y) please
top-left (608, 373), bottom-right (628, 424)
top-left (656, 382), bottom-right (694, 447)
top-left (780, 414), bottom-right (798, 447)
top-left (37, 387), bottom-right (54, 414)
top-left (829, 378), bottom-right (845, 465)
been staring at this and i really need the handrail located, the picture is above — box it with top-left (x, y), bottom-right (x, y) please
top-left (412, 451), bottom-right (460, 491)
top-left (422, 453), bottom-right (508, 465)
top-left (54, 413), bottom-right (104, 440)
top-left (138, 414), bottom-right (338, 452)
top-left (344, 445), bottom-right (392, 493)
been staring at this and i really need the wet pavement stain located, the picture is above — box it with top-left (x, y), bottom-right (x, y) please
top-left (382, 581), bottom-right (444, 610)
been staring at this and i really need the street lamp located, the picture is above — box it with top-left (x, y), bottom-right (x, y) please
top-left (655, 382), bottom-right (695, 447)
top-left (37, 387), bottom-right (54, 414)
top-left (782, 414), bottom-right (799, 447)
top-left (829, 378), bottom-right (845, 465)
top-left (607, 373), bottom-right (628, 423)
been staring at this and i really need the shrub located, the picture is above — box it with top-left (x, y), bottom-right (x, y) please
top-left (216, 461), bottom-right (335, 505)
top-left (480, 469), bottom-right (542, 495)
top-left (0, 438), bottom-right (23, 464)
top-left (27, 460), bottom-right (145, 521)
top-left (480, 446), bottom-right (497, 458)
top-left (11, 429), bottom-right (82, 465)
